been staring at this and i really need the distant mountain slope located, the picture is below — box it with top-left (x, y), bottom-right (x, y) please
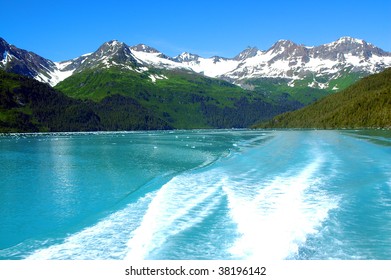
top-left (0, 70), bottom-right (171, 132)
top-left (255, 68), bottom-right (391, 129)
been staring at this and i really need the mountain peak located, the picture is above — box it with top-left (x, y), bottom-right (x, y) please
top-left (330, 36), bottom-right (382, 49)
top-left (267, 39), bottom-right (301, 56)
top-left (100, 40), bottom-right (127, 50)
top-left (316, 36), bottom-right (388, 59)
top-left (130, 44), bottom-right (161, 54)
top-left (67, 39), bottom-right (139, 71)
top-left (323, 36), bottom-right (368, 49)
top-left (277, 39), bottom-right (295, 44)
top-left (335, 36), bottom-right (365, 45)
top-left (174, 52), bottom-right (200, 63)
top-left (94, 40), bottom-right (129, 57)
top-left (266, 39), bottom-right (304, 60)
top-left (106, 39), bottom-right (123, 45)
top-left (234, 46), bottom-right (259, 61)
top-left (271, 39), bottom-right (298, 49)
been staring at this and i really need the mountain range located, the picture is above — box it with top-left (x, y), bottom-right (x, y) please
top-left (1, 36), bottom-right (391, 132)
top-left (1, 36), bottom-right (390, 92)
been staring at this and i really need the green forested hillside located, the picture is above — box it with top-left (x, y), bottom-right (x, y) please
top-left (55, 67), bottom-right (301, 128)
top-left (0, 70), bottom-right (171, 132)
top-left (0, 68), bottom-right (301, 132)
top-left (255, 68), bottom-right (391, 129)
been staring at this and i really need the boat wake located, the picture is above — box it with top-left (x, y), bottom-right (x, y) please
top-left (24, 133), bottom-right (341, 260)
top-left (223, 154), bottom-right (339, 260)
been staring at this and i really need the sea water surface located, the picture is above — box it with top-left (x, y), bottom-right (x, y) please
top-left (0, 129), bottom-right (390, 260)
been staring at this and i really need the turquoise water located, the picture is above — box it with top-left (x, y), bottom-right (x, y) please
top-left (0, 130), bottom-right (390, 260)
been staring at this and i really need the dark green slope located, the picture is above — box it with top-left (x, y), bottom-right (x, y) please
top-left (55, 67), bottom-right (302, 129)
top-left (0, 70), bottom-right (171, 132)
top-left (255, 68), bottom-right (391, 129)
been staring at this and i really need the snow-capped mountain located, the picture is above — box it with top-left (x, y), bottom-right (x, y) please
top-left (0, 37), bottom-right (73, 86)
top-left (57, 40), bottom-right (141, 73)
top-left (1, 36), bottom-right (391, 90)
top-left (222, 37), bottom-right (391, 89)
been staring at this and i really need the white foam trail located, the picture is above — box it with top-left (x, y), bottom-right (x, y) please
top-left (125, 173), bottom-right (222, 260)
top-left (25, 193), bottom-right (155, 260)
top-left (224, 154), bottom-right (339, 260)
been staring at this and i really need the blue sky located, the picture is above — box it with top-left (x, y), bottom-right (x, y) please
top-left (2, 0), bottom-right (391, 61)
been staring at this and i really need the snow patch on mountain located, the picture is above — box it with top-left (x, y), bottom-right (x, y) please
top-left (35, 65), bottom-right (75, 86)
top-left (178, 55), bottom-right (240, 77)
top-left (131, 48), bottom-right (187, 70)
top-left (149, 73), bottom-right (168, 83)
top-left (1, 50), bottom-right (7, 62)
